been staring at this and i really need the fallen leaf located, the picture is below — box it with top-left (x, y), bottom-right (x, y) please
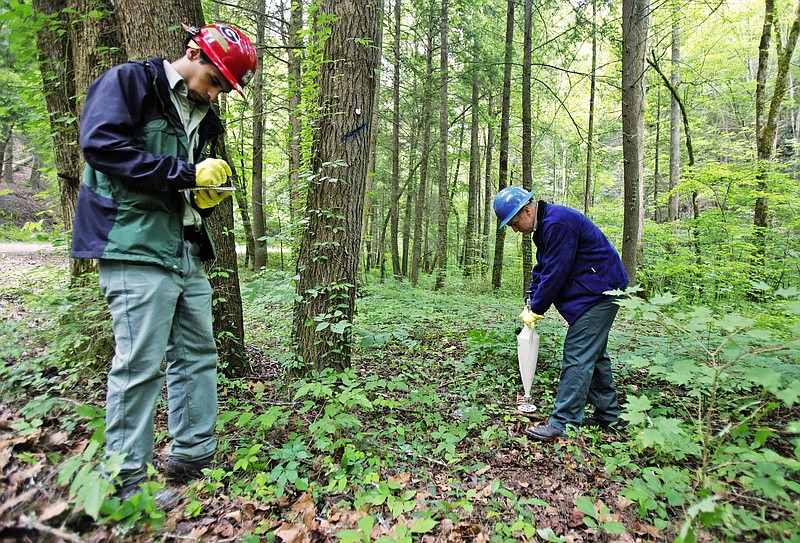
top-left (474, 482), bottom-right (493, 500)
top-left (37, 499), bottom-right (69, 522)
top-left (389, 472), bottom-right (411, 486)
top-left (290, 492), bottom-right (317, 528)
top-left (10, 459), bottom-right (44, 485)
top-left (224, 510), bottom-right (242, 522)
top-left (275, 521), bottom-right (309, 543)
top-left (475, 465), bottom-right (491, 477)
top-left (45, 431), bottom-right (69, 447)
top-left (617, 496), bottom-right (635, 510)
top-left (633, 522), bottom-right (662, 538)
top-left (568, 507), bottom-right (585, 528)
top-left (213, 520), bottom-right (236, 538)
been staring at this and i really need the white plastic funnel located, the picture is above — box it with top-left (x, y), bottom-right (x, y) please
top-left (516, 323), bottom-right (539, 413)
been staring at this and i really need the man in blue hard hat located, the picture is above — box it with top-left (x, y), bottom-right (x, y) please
top-left (493, 187), bottom-right (628, 441)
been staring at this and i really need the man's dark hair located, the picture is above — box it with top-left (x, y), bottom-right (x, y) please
top-left (182, 36), bottom-right (213, 64)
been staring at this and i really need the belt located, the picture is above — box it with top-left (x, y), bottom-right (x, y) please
top-left (184, 226), bottom-right (202, 243)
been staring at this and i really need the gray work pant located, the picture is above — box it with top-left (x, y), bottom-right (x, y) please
top-left (549, 297), bottom-right (621, 430)
top-left (99, 242), bottom-right (217, 486)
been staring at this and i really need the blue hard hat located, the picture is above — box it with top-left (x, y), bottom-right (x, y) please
top-left (493, 187), bottom-right (537, 228)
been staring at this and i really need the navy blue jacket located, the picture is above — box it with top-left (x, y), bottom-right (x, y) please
top-left (528, 201), bottom-right (628, 325)
top-left (72, 58), bottom-right (223, 267)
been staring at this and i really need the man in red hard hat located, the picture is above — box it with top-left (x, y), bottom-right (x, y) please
top-left (72, 23), bottom-right (257, 500)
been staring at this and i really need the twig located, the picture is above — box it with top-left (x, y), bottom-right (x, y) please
top-left (388, 446), bottom-right (448, 467)
top-left (18, 515), bottom-right (86, 543)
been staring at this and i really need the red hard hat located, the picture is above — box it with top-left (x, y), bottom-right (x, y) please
top-left (182, 23), bottom-right (257, 98)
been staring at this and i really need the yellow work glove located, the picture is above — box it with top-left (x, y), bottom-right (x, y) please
top-left (519, 307), bottom-right (544, 327)
top-left (194, 189), bottom-right (232, 209)
top-left (195, 158), bottom-right (232, 187)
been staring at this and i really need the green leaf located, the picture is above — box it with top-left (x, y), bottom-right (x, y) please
top-left (621, 395), bottom-right (652, 425)
top-left (76, 475), bottom-right (108, 519)
top-left (336, 529), bottom-right (366, 543)
top-left (575, 497), bottom-right (596, 518)
top-left (410, 517), bottom-right (438, 533)
top-left (602, 521), bottom-right (627, 534)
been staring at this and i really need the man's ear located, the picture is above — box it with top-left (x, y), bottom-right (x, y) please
top-left (186, 47), bottom-right (202, 61)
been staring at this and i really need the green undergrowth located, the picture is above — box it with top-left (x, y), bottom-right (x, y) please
top-left (1, 267), bottom-right (799, 542)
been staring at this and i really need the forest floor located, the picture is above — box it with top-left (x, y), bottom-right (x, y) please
top-left (0, 243), bottom-right (672, 543)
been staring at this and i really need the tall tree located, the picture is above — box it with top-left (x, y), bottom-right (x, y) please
top-left (521, 0), bottom-right (533, 297)
top-left (621, 0), bottom-right (649, 284)
top-left (584, 0), bottom-right (597, 215)
top-left (462, 41), bottom-right (480, 277)
top-left (252, 1), bottom-right (268, 270)
top-left (33, 0), bottom-right (123, 279)
top-left (410, 19), bottom-right (435, 287)
top-left (434, 0), bottom-right (450, 290)
top-left (482, 93), bottom-right (496, 273)
top-left (668, 3), bottom-right (680, 222)
top-left (491, 0), bottom-right (514, 289)
top-left (293, 0), bottom-right (381, 372)
top-left (287, 0), bottom-right (304, 220)
top-left (390, 0), bottom-right (402, 278)
top-left (754, 0), bottom-right (800, 254)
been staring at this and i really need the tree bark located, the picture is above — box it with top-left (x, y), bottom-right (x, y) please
top-left (252, 1), bottom-right (267, 271)
top-left (754, 0), bottom-right (800, 240)
top-left (34, 0), bottom-right (123, 279)
top-left (434, 0), bottom-right (450, 290)
top-left (482, 94), bottom-right (496, 274)
top-left (410, 24), bottom-right (435, 287)
top-left (521, 0), bottom-right (533, 298)
top-left (390, 0), bottom-right (402, 279)
top-left (292, 0), bottom-right (381, 373)
top-left (287, 0), bottom-right (304, 221)
top-left (668, 5), bottom-right (680, 222)
top-left (463, 44), bottom-right (480, 278)
top-left (491, 0), bottom-right (514, 289)
top-left (621, 0), bottom-right (648, 285)
top-left (584, 0), bottom-right (597, 215)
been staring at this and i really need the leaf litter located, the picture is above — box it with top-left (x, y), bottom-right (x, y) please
top-left (0, 247), bottom-right (663, 542)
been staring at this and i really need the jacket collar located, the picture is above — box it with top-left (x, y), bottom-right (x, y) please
top-left (145, 57), bottom-right (224, 140)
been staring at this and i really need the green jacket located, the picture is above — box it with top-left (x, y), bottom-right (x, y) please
top-left (71, 57), bottom-right (224, 269)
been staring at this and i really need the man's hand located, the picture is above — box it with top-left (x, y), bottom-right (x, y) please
top-left (195, 158), bottom-right (232, 187)
top-left (194, 189), bottom-right (232, 209)
top-left (519, 307), bottom-right (544, 326)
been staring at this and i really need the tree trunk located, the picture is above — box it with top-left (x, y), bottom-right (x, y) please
top-left (584, 0), bottom-right (597, 215)
top-left (364, 0), bottom-right (385, 278)
top-left (434, 0), bottom-right (450, 290)
top-left (463, 46), bottom-right (480, 278)
top-left (668, 7), bottom-right (681, 222)
top-left (252, 2), bottom-right (267, 271)
top-left (2, 131), bottom-right (12, 182)
top-left (621, 0), bottom-right (649, 285)
top-left (390, 0), bottom-right (402, 279)
top-left (225, 98), bottom-right (255, 270)
top-left (410, 26), bottom-right (434, 287)
top-left (34, 0), bottom-right (123, 279)
top-left (287, 0), bottom-right (304, 221)
top-left (482, 94), bottom-right (496, 274)
top-left (521, 0), bottom-right (533, 298)
top-left (209, 136), bottom-right (248, 377)
top-left (754, 0), bottom-right (800, 246)
top-left (654, 87), bottom-right (662, 222)
top-left (292, 0), bottom-right (381, 373)
top-left (491, 0), bottom-right (514, 289)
